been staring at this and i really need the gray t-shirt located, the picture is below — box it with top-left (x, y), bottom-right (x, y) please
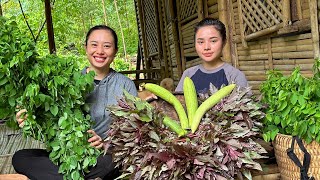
top-left (82, 68), bottom-right (137, 140)
top-left (175, 63), bottom-right (248, 93)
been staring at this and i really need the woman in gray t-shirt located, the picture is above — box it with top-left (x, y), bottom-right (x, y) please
top-left (175, 18), bottom-right (248, 93)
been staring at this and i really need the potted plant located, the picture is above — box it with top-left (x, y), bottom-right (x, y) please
top-left (104, 81), bottom-right (268, 180)
top-left (260, 58), bottom-right (320, 179)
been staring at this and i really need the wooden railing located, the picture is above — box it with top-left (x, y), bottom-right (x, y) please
top-left (120, 67), bottom-right (165, 88)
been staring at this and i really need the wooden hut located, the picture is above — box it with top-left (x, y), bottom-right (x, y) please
top-left (134, 0), bottom-right (320, 94)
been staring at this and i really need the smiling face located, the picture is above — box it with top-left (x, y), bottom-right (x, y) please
top-left (195, 25), bottom-right (225, 64)
top-left (85, 29), bottom-right (117, 71)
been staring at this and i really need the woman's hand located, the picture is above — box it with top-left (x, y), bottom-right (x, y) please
top-left (87, 130), bottom-right (103, 149)
top-left (16, 109), bottom-right (28, 128)
top-left (138, 90), bottom-right (157, 101)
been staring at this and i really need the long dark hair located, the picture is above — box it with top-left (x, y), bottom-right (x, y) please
top-left (85, 25), bottom-right (118, 49)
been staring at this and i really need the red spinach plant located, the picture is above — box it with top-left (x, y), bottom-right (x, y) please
top-left (105, 86), bottom-right (267, 180)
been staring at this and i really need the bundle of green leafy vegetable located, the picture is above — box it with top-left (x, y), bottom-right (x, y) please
top-left (0, 16), bottom-right (100, 180)
top-left (105, 86), bottom-right (267, 180)
top-left (261, 58), bottom-right (320, 144)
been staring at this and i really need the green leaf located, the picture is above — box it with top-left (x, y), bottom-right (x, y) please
top-left (8, 97), bottom-right (15, 107)
top-left (71, 170), bottom-right (80, 180)
top-left (44, 65), bottom-right (51, 74)
top-left (290, 93), bottom-right (298, 105)
top-left (278, 101), bottom-right (287, 111)
top-left (82, 157), bottom-right (90, 169)
top-left (0, 78), bottom-right (8, 86)
top-left (297, 96), bottom-right (306, 106)
top-left (75, 131), bottom-right (83, 138)
top-left (50, 105), bottom-right (59, 116)
top-left (274, 116), bottom-right (281, 125)
top-left (270, 128), bottom-right (279, 140)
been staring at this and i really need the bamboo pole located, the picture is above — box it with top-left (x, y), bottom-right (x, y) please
top-left (218, 0), bottom-right (232, 63)
top-left (208, 0), bottom-right (218, 6)
top-left (136, 0), bottom-right (149, 72)
top-left (267, 38), bottom-right (273, 69)
top-left (203, 0), bottom-right (208, 17)
top-left (237, 0), bottom-right (248, 48)
top-left (229, 0), bottom-right (239, 68)
top-left (172, 0), bottom-right (183, 76)
top-left (114, 0), bottom-right (127, 61)
top-left (157, 0), bottom-right (169, 77)
top-left (282, 0), bottom-right (291, 27)
top-left (163, 3), bottom-right (173, 78)
top-left (297, 0), bottom-right (302, 19)
top-left (101, 0), bottom-right (108, 25)
top-left (198, 0), bottom-right (204, 20)
top-left (309, 0), bottom-right (320, 58)
top-left (180, 13), bottom-right (198, 25)
top-left (208, 4), bottom-right (218, 14)
top-left (245, 23), bottom-right (283, 41)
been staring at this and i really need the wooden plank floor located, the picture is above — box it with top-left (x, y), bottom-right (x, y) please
top-left (0, 124), bottom-right (45, 174)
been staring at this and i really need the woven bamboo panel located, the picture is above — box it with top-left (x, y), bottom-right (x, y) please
top-left (142, 0), bottom-right (159, 56)
top-left (238, 0), bottom-right (285, 36)
top-left (0, 124), bottom-right (45, 174)
top-left (178, 0), bottom-right (197, 21)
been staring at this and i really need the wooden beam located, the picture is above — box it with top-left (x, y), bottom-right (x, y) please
top-left (218, 0), bottom-right (232, 63)
top-left (237, 0), bottom-right (248, 48)
top-left (246, 23), bottom-right (283, 41)
top-left (229, 0), bottom-right (239, 68)
top-left (157, 0), bottom-right (168, 77)
top-left (282, 0), bottom-right (291, 27)
top-left (176, 0), bottom-right (184, 76)
top-left (136, 0), bottom-right (149, 72)
top-left (309, 0), bottom-right (320, 59)
top-left (267, 38), bottom-right (273, 69)
top-left (44, 0), bottom-right (56, 54)
top-left (198, 0), bottom-right (204, 20)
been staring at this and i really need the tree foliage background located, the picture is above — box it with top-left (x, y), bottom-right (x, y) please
top-left (1, 0), bottom-right (138, 69)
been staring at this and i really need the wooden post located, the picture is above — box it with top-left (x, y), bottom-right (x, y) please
top-left (134, 0), bottom-right (142, 79)
top-left (198, 0), bottom-right (204, 19)
top-left (44, 0), bottom-right (56, 54)
top-left (309, 0), bottom-right (319, 59)
top-left (136, 0), bottom-right (150, 72)
top-left (237, 0), bottom-right (248, 48)
top-left (156, 0), bottom-right (168, 77)
top-left (157, 0), bottom-right (169, 78)
top-left (168, 0), bottom-right (182, 78)
top-left (267, 38), bottom-right (274, 70)
top-left (296, 0), bottom-right (302, 20)
top-left (203, 0), bottom-right (208, 17)
top-left (229, 0), bottom-right (238, 68)
top-left (176, 0), bottom-right (184, 76)
top-left (218, 0), bottom-right (232, 63)
top-left (282, 0), bottom-right (291, 27)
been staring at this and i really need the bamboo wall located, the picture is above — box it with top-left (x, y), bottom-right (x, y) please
top-left (232, 0), bottom-right (319, 94)
top-left (135, 0), bottom-right (319, 94)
